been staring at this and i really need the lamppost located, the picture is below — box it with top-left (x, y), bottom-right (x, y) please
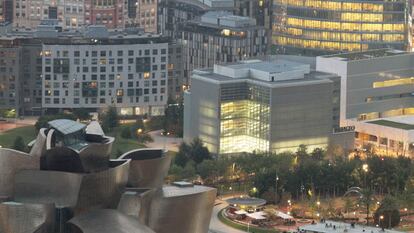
top-left (379, 215), bottom-right (384, 228)
top-left (362, 164), bottom-right (369, 188)
top-left (275, 174), bottom-right (279, 204)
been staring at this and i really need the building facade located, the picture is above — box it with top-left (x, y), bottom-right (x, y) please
top-left (0, 25), bottom-right (182, 116)
top-left (126, 0), bottom-right (158, 32)
top-left (184, 59), bottom-right (340, 155)
top-left (177, 11), bottom-right (268, 86)
top-left (273, 0), bottom-right (411, 55)
top-left (84, 0), bottom-right (125, 28)
top-left (13, 0), bottom-right (84, 29)
top-left (317, 49), bottom-right (414, 156)
top-left (42, 38), bottom-right (169, 116)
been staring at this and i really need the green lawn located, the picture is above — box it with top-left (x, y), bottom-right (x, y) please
top-left (0, 125), bottom-right (146, 158)
top-left (218, 209), bottom-right (279, 233)
top-left (368, 120), bottom-right (414, 130)
top-left (0, 126), bottom-right (37, 149)
top-left (105, 124), bottom-right (146, 158)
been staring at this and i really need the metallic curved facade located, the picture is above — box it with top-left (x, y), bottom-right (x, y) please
top-left (78, 136), bottom-right (114, 173)
top-left (68, 209), bottom-right (155, 233)
top-left (148, 185), bottom-right (217, 233)
top-left (119, 149), bottom-right (171, 188)
top-left (117, 188), bottom-right (156, 225)
top-left (0, 148), bottom-right (38, 198)
top-left (0, 202), bottom-right (55, 233)
top-left (29, 128), bottom-right (47, 158)
top-left (273, 0), bottom-right (411, 55)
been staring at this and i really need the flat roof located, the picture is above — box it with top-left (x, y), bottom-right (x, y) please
top-left (162, 185), bottom-right (215, 197)
top-left (299, 220), bottom-right (402, 233)
top-left (366, 115), bottom-right (414, 130)
top-left (320, 49), bottom-right (409, 61)
top-left (227, 197), bottom-right (266, 206)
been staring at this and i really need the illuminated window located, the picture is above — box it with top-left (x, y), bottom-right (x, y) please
top-left (116, 89), bottom-right (124, 96)
top-left (143, 72), bottom-right (150, 79)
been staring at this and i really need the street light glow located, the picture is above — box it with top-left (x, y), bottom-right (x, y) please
top-left (362, 164), bottom-right (369, 172)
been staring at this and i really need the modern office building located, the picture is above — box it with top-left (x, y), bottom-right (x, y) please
top-left (158, 0), bottom-right (233, 39)
top-left (184, 59), bottom-right (340, 155)
top-left (177, 11), bottom-right (267, 87)
top-left (317, 49), bottom-right (414, 156)
top-left (273, 0), bottom-right (411, 55)
top-left (234, 0), bottom-right (272, 30)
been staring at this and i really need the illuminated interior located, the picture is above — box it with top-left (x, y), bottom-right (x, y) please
top-left (219, 85), bottom-right (270, 154)
top-left (373, 77), bottom-right (414, 88)
top-left (273, 0), bottom-right (408, 52)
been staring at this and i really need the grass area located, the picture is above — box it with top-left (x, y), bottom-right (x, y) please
top-left (0, 126), bottom-right (37, 149)
top-left (218, 209), bottom-right (279, 233)
top-left (368, 120), bottom-right (414, 130)
top-left (106, 124), bottom-right (146, 158)
top-left (0, 124), bottom-right (145, 158)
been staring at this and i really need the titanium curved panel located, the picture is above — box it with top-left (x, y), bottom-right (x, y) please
top-left (46, 129), bottom-right (55, 150)
top-left (14, 170), bottom-right (83, 208)
top-left (0, 202), bottom-right (55, 233)
top-left (68, 209), bottom-right (155, 233)
top-left (117, 188), bottom-right (155, 225)
top-left (148, 185), bottom-right (217, 233)
top-left (29, 128), bottom-right (47, 158)
top-left (0, 148), bottom-right (38, 198)
top-left (74, 159), bottom-right (130, 213)
top-left (78, 136), bottom-right (114, 173)
top-left (119, 149), bottom-right (171, 188)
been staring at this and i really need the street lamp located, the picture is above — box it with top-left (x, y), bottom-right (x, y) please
top-left (275, 174), bottom-right (279, 204)
top-left (379, 215), bottom-right (384, 228)
top-left (362, 163), bottom-right (369, 187)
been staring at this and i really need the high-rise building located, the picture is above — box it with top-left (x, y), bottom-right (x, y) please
top-left (273, 0), bottom-right (411, 55)
top-left (177, 11), bottom-right (268, 86)
top-left (184, 59), bottom-right (340, 155)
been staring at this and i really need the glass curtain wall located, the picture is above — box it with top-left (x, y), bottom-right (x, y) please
top-left (219, 83), bottom-right (270, 154)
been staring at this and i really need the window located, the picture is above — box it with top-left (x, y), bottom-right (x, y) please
top-left (117, 50), bottom-right (123, 56)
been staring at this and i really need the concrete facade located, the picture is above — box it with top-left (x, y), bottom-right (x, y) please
top-left (184, 59), bottom-right (340, 155)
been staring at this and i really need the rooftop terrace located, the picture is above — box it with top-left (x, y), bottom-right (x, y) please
top-left (320, 49), bottom-right (408, 61)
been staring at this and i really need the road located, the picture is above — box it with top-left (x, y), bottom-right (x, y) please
top-left (145, 130), bottom-right (182, 152)
top-left (209, 199), bottom-right (246, 233)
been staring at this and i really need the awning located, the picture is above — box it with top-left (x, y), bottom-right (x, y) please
top-left (246, 211), bottom-right (267, 220)
top-left (276, 211), bottom-right (293, 219)
top-left (235, 210), bottom-right (248, 215)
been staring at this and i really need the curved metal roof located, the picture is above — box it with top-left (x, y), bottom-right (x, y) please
top-left (48, 119), bottom-right (86, 135)
top-left (226, 197), bottom-right (266, 206)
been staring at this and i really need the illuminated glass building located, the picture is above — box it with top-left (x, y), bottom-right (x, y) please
top-left (184, 59), bottom-right (341, 155)
top-left (273, 0), bottom-right (411, 55)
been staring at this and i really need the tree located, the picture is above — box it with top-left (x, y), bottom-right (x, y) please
top-left (189, 138), bottom-right (211, 164)
top-left (163, 97), bottom-right (184, 137)
top-left (359, 188), bottom-right (375, 225)
top-left (13, 136), bottom-right (26, 152)
top-left (73, 108), bottom-right (92, 121)
top-left (120, 126), bottom-right (132, 139)
top-left (174, 142), bottom-right (190, 167)
top-left (374, 196), bottom-right (400, 229)
top-left (101, 106), bottom-right (119, 132)
top-left (174, 138), bottom-right (211, 167)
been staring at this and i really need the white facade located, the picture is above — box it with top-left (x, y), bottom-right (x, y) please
top-left (42, 41), bottom-right (169, 116)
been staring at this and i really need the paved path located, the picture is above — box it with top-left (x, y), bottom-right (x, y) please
top-left (145, 130), bottom-right (182, 152)
top-left (209, 199), bottom-right (246, 233)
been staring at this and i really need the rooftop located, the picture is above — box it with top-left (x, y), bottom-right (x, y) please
top-left (320, 49), bottom-right (408, 61)
top-left (48, 119), bottom-right (86, 135)
top-left (200, 11), bottom-right (256, 28)
top-left (367, 115), bottom-right (414, 130)
top-left (299, 220), bottom-right (403, 233)
top-left (162, 185), bottom-right (215, 197)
